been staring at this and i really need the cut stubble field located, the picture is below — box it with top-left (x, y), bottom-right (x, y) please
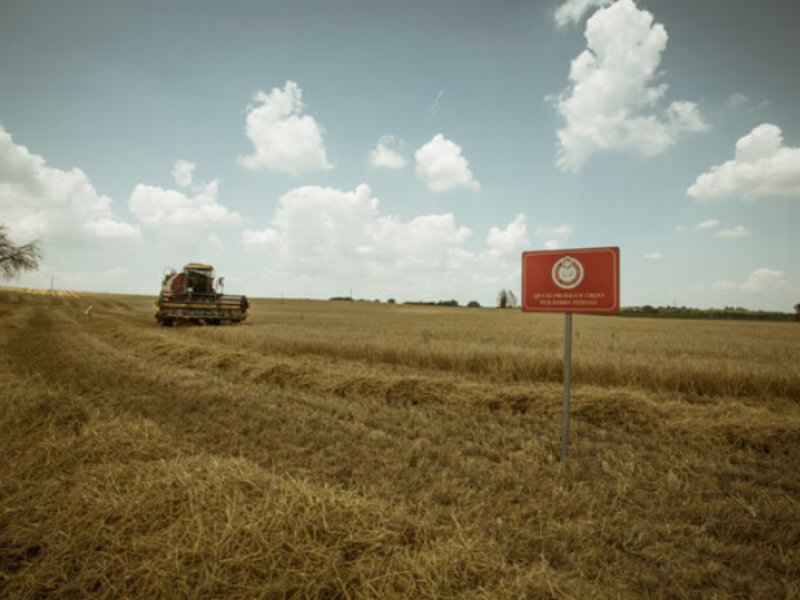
top-left (1, 289), bottom-right (799, 598)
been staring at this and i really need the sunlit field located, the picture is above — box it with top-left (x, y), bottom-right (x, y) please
top-left (1, 289), bottom-right (798, 598)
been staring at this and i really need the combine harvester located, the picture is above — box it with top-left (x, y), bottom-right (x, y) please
top-left (156, 263), bottom-right (248, 326)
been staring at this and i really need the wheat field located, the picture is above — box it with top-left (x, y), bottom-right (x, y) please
top-left (1, 289), bottom-right (799, 598)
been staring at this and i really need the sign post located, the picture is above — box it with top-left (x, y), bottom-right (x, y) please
top-left (521, 247), bottom-right (620, 461)
top-left (561, 312), bottom-right (572, 460)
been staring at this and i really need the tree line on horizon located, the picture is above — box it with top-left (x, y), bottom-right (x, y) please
top-left (621, 304), bottom-right (799, 322)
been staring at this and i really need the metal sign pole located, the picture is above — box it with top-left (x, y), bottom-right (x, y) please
top-left (560, 312), bottom-right (573, 461)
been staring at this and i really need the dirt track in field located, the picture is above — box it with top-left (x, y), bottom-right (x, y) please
top-left (2, 290), bottom-right (799, 598)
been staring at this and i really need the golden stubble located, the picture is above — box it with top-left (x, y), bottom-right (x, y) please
top-left (1, 291), bottom-right (798, 598)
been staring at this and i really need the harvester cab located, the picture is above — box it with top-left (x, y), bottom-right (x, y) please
top-left (156, 263), bottom-right (248, 326)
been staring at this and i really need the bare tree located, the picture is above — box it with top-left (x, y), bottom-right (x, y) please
top-left (795, 303), bottom-right (800, 322)
top-left (0, 225), bottom-right (42, 280)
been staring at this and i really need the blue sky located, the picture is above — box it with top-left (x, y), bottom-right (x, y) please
top-left (1, 0), bottom-right (799, 310)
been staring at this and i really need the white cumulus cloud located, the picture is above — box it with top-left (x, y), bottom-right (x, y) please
top-left (485, 214), bottom-right (528, 257)
top-left (554, 0), bottom-right (612, 27)
top-left (369, 135), bottom-right (407, 169)
top-left (714, 268), bottom-right (797, 295)
top-left (238, 81), bottom-right (332, 175)
top-left (555, 0), bottom-right (708, 172)
top-left (84, 218), bottom-right (141, 240)
top-left (243, 184), bottom-right (470, 265)
top-left (129, 179), bottom-right (242, 227)
top-left (415, 134), bottom-right (480, 192)
top-left (243, 184), bottom-right (381, 256)
top-left (171, 159), bottom-right (196, 188)
top-left (0, 124), bottom-right (139, 241)
top-left (242, 184), bottom-right (533, 301)
top-left (687, 124), bottom-right (800, 201)
top-left (738, 268), bottom-right (793, 293)
top-left (241, 227), bottom-right (283, 249)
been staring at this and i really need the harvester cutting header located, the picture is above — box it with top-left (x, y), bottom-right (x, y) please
top-left (156, 263), bottom-right (248, 326)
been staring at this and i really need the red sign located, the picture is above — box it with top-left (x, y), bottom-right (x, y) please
top-left (521, 247), bottom-right (620, 314)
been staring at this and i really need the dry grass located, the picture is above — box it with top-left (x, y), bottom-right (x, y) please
top-left (1, 290), bottom-right (799, 598)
